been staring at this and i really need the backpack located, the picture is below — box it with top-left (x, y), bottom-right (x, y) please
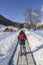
top-left (19, 33), bottom-right (25, 40)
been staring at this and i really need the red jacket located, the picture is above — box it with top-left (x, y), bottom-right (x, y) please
top-left (18, 30), bottom-right (27, 40)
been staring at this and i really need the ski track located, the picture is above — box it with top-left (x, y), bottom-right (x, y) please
top-left (0, 29), bottom-right (43, 65)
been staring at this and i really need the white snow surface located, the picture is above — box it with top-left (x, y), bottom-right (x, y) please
top-left (0, 28), bottom-right (43, 65)
top-left (25, 30), bottom-right (43, 65)
top-left (33, 30), bottom-right (43, 37)
top-left (0, 26), bottom-right (19, 65)
top-left (0, 25), bottom-right (18, 32)
top-left (0, 31), bottom-right (19, 65)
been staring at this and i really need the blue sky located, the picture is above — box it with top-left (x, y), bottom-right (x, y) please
top-left (0, 0), bottom-right (43, 23)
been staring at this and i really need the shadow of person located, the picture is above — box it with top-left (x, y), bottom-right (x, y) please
top-left (21, 51), bottom-right (32, 55)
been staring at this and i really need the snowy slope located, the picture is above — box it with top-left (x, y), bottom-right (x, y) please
top-left (0, 25), bottom-right (18, 32)
top-left (33, 30), bottom-right (43, 37)
top-left (0, 31), bottom-right (19, 65)
top-left (0, 25), bottom-right (18, 41)
top-left (25, 30), bottom-right (43, 65)
top-left (0, 26), bottom-right (19, 65)
top-left (0, 28), bottom-right (43, 65)
top-left (0, 32), bottom-right (16, 41)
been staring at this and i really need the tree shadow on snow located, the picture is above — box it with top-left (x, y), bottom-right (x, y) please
top-left (9, 44), bottom-right (43, 65)
top-left (9, 43), bottom-right (18, 65)
top-left (22, 44), bottom-right (43, 55)
top-left (32, 44), bottom-right (43, 53)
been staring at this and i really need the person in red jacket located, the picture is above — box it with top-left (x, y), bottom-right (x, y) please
top-left (18, 30), bottom-right (27, 56)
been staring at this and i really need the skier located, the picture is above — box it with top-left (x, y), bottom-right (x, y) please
top-left (18, 30), bottom-right (27, 56)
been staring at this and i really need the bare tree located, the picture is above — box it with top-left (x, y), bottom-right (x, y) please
top-left (24, 8), bottom-right (41, 29)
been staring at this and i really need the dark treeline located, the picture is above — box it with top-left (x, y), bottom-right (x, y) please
top-left (0, 15), bottom-right (43, 29)
top-left (0, 15), bottom-right (23, 28)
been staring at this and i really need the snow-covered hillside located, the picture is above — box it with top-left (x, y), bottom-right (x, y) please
top-left (25, 30), bottom-right (43, 65)
top-left (0, 25), bottom-right (18, 32)
top-left (0, 27), bottom-right (43, 65)
top-left (0, 31), bottom-right (19, 65)
top-left (0, 25), bottom-right (19, 65)
top-left (33, 30), bottom-right (43, 37)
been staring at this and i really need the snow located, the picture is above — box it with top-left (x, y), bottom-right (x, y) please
top-left (0, 25), bottom-right (18, 41)
top-left (0, 32), bottom-right (4, 35)
top-left (0, 26), bottom-right (19, 65)
top-left (0, 25), bottom-right (18, 32)
top-left (0, 32), bottom-right (16, 41)
top-left (0, 26), bottom-right (43, 65)
top-left (25, 30), bottom-right (43, 65)
top-left (0, 31), bottom-right (19, 65)
top-left (33, 30), bottom-right (43, 37)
